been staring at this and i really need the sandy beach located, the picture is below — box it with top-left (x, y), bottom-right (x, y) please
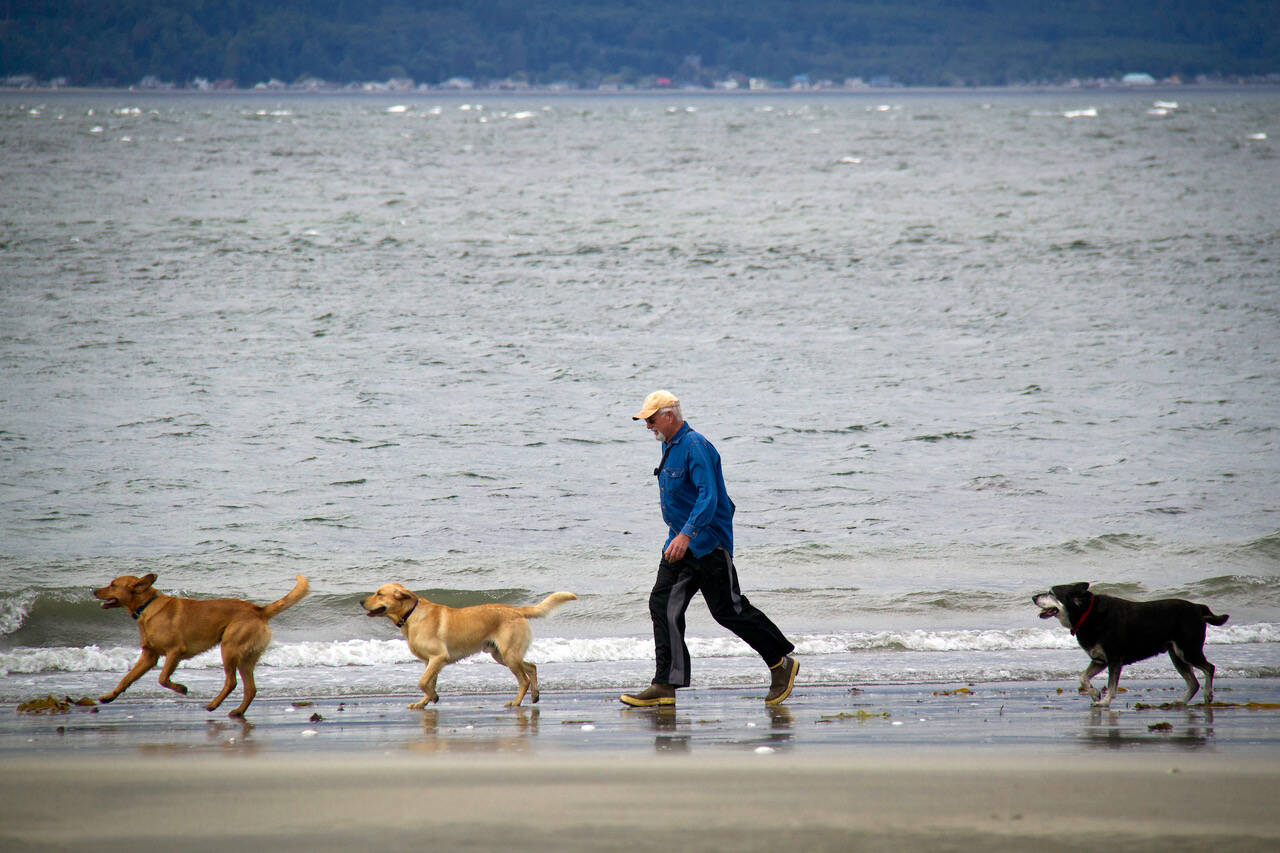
top-left (3, 680), bottom-right (1279, 851)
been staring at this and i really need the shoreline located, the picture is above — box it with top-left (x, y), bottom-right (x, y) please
top-left (5, 679), bottom-right (1278, 757)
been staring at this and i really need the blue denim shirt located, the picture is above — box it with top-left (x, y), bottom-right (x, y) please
top-left (656, 423), bottom-right (735, 558)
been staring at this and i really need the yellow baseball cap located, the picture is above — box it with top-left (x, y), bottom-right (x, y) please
top-left (632, 390), bottom-right (679, 420)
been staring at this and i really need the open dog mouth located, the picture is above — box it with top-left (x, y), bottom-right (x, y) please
top-left (97, 596), bottom-right (120, 609)
top-left (364, 605), bottom-right (387, 617)
top-left (1032, 594), bottom-right (1061, 620)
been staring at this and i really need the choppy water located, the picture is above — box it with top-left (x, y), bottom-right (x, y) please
top-left (2, 90), bottom-right (1278, 701)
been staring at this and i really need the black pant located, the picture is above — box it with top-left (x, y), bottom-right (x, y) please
top-left (649, 547), bottom-right (794, 687)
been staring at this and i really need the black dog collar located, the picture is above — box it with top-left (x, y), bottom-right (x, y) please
top-left (131, 595), bottom-right (158, 620)
top-left (394, 599), bottom-right (418, 628)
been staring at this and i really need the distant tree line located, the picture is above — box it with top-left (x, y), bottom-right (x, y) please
top-left (2, 0), bottom-right (1277, 88)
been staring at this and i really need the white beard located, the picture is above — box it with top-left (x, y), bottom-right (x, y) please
top-left (650, 428), bottom-right (665, 441)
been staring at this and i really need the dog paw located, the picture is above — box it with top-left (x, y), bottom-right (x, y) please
top-left (98, 694), bottom-right (117, 704)
top-left (408, 700), bottom-right (428, 710)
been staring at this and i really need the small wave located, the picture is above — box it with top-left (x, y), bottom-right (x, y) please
top-left (1238, 532), bottom-right (1280, 562)
top-left (908, 430), bottom-right (975, 442)
top-left (855, 590), bottom-right (1014, 613)
top-left (1185, 574), bottom-right (1280, 604)
top-left (1056, 533), bottom-right (1153, 554)
top-left (781, 424), bottom-right (875, 435)
top-left (0, 588), bottom-right (135, 646)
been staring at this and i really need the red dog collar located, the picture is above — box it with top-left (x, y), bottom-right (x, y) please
top-left (1071, 595), bottom-right (1095, 636)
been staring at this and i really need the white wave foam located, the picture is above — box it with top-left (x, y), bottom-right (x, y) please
top-left (5, 623), bottom-right (1274, 675)
top-left (1, 644), bottom-right (137, 674)
top-left (1212, 622), bottom-right (1280, 644)
top-left (0, 591), bottom-right (36, 635)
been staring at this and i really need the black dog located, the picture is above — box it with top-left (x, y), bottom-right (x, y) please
top-left (1033, 582), bottom-right (1228, 707)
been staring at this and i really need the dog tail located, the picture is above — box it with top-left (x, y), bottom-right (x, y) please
top-left (518, 591), bottom-right (577, 619)
top-left (262, 575), bottom-right (310, 619)
top-left (1201, 605), bottom-right (1229, 627)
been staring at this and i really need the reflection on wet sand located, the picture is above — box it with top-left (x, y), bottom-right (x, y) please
top-left (132, 718), bottom-right (259, 756)
top-left (1082, 705), bottom-right (1216, 750)
top-left (406, 706), bottom-right (541, 754)
top-left (618, 701), bottom-right (798, 753)
top-left (621, 706), bottom-right (688, 753)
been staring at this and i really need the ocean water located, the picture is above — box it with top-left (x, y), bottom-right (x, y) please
top-left (1, 90), bottom-right (1278, 703)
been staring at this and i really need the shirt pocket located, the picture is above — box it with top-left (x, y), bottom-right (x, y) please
top-left (662, 467), bottom-right (686, 480)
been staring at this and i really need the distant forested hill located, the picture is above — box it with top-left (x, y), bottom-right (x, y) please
top-left (2, 0), bottom-right (1277, 88)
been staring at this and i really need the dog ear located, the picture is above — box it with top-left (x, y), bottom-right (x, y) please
top-left (393, 587), bottom-right (414, 601)
top-left (135, 573), bottom-right (157, 591)
top-left (1069, 582), bottom-right (1090, 594)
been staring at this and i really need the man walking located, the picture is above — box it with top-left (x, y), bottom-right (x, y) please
top-left (621, 390), bottom-right (799, 707)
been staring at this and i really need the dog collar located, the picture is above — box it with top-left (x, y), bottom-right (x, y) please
top-left (394, 599), bottom-right (418, 629)
top-left (1071, 595), bottom-right (1095, 636)
top-left (131, 595), bottom-right (158, 620)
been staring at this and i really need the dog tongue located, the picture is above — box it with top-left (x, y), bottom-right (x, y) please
top-left (1038, 608), bottom-right (1058, 619)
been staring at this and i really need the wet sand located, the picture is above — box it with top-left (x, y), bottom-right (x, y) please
top-left (3, 681), bottom-right (1280, 851)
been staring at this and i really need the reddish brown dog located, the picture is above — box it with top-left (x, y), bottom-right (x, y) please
top-left (93, 573), bottom-right (309, 717)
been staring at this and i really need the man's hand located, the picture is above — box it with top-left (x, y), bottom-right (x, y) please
top-left (663, 533), bottom-right (690, 562)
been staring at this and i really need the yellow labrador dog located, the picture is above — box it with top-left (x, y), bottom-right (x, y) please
top-left (361, 583), bottom-right (576, 708)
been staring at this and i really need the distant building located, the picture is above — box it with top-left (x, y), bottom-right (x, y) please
top-left (1122, 72), bottom-right (1157, 85)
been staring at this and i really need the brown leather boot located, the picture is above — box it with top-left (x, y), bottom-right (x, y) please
top-left (620, 683), bottom-right (677, 707)
top-left (765, 656), bottom-right (799, 706)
